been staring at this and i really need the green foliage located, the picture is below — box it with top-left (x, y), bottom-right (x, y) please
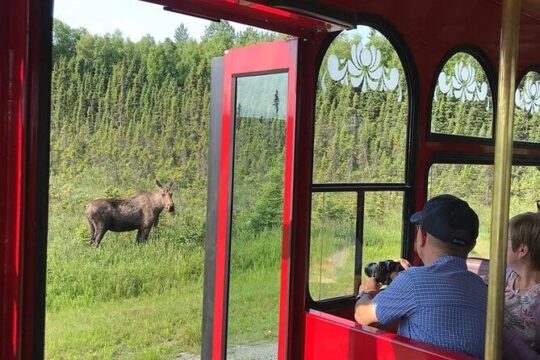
top-left (74, 221), bottom-right (90, 245)
top-left (52, 19), bottom-right (87, 61)
top-left (245, 164), bottom-right (283, 233)
top-left (104, 186), bottom-right (122, 198)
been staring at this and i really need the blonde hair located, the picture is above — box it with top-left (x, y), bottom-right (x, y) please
top-left (509, 212), bottom-right (540, 270)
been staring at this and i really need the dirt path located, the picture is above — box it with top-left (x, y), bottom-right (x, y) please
top-left (174, 342), bottom-right (277, 360)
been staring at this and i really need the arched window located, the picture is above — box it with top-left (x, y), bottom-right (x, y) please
top-left (432, 52), bottom-right (493, 138)
top-left (314, 26), bottom-right (408, 183)
top-left (514, 71), bottom-right (540, 142)
top-left (310, 26), bottom-right (409, 301)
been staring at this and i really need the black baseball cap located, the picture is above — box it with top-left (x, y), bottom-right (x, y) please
top-left (410, 194), bottom-right (479, 247)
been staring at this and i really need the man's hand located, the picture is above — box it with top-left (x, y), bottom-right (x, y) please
top-left (359, 277), bottom-right (380, 295)
top-left (390, 258), bottom-right (411, 280)
top-left (396, 258), bottom-right (411, 270)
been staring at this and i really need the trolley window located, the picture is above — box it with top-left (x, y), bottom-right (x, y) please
top-left (309, 191), bottom-right (403, 301)
top-left (309, 25), bottom-right (409, 301)
top-left (314, 26), bottom-right (408, 184)
top-left (515, 71), bottom-right (540, 142)
top-left (432, 52), bottom-right (493, 138)
top-left (227, 72), bottom-right (288, 355)
top-left (428, 163), bottom-right (540, 259)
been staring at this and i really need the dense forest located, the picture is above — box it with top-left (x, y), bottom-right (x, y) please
top-left (51, 19), bottom-right (540, 235)
top-left (50, 20), bottom-right (283, 243)
top-left (51, 20), bottom-right (284, 183)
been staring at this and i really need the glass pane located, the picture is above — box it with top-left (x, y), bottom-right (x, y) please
top-left (226, 73), bottom-right (288, 359)
top-left (432, 52), bottom-right (493, 137)
top-left (428, 164), bottom-right (493, 258)
top-left (515, 71), bottom-right (540, 142)
top-left (509, 166), bottom-right (540, 214)
top-left (308, 191), bottom-right (403, 301)
top-left (427, 164), bottom-right (540, 259)
top-left (361, 192), bottom-right (403, 282)
top-left (314, 25), bottom-right (408, 183)
top-left (309, 192), bottom-right (357, 301)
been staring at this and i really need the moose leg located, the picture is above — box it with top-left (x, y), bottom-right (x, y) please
top-left (93, 226), bottom-right (107, 247)
top-left (87, 219), bottom-right (96, 245)
top-left (136, 229), bottom-right (143, 244)
top-left (139, 228), bottom-right (151, 244)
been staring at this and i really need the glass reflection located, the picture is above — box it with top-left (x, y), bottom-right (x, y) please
top-left (226, 73), bottom-right (288, 359)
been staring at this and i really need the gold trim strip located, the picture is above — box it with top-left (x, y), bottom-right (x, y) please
top-left (485, 0), bottom-right (521, 359)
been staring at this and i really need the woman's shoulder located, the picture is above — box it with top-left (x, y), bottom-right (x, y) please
top-left (528, 283), bottom-right (540, 302)
top-left (506, 268), bottom-right (516, 283)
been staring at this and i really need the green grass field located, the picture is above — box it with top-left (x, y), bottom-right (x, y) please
top-left (45, 195), bottom-right (404, 359)
top-left (45, 172), bottom-right (283, 359)
top-left (45, 220), bottom-right (205, 359)
top-left (45, 176), bottom-right (537, 358)
top-left (46, 285), bottom-right (203, 359)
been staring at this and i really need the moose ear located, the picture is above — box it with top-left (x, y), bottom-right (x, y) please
top-left (169, 181), bottom-right (176, 190)
top-left (156, 179), bottom-right (163, 188)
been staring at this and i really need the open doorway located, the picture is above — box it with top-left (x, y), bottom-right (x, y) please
top-left (46, 1), bottom-right (280, 358)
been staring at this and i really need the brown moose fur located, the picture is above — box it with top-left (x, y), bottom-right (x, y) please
top-left (85, 180), bottom-right (175, 246)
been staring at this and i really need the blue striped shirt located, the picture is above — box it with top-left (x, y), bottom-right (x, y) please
top-left (373, 256), bottom-right (487, 358)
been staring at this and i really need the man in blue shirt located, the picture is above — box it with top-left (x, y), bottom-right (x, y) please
top-left (354, 194), bottom-right (487, 358)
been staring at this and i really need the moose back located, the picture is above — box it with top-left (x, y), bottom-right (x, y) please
top-left (85, 180), bottom-right (175, 246)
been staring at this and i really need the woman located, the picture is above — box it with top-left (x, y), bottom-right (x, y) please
top-left (503, 211), bottom-right (540, 359)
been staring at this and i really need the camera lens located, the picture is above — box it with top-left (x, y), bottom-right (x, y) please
top-left (364, 262), bottom-right (379, 278)
top-left (387, 261), bottom-right (404, 273)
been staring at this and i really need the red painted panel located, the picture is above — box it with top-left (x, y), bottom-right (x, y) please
top-left (1, 0), bottom-right (51, 358)
top-left (212, 51), bottom-right (232, 358)
top-left (278, 40), bottom-right (297, 360)
top-left (0, 1), bottom-right (27, 359)
top-left (304, 311), bottom-right (476, 360)
top-left (286, 34), bottom-right (330, 359)
top-left (144, 0), bottom-right (348, 39)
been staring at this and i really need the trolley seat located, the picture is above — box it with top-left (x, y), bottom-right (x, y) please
top-left (306, 308), bottom-right (478, 359)
top-left (466, 257), bottom-right (490, 282)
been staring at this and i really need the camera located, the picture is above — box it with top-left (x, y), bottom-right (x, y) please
top-left (364, 260), bottom-right (405, 285)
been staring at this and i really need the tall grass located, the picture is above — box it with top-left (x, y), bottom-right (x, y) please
top-left (46, 285), bottom-right (203, 359)
top-left (45, 178), bottom-right (285, 358)
top-left (47, 178), bottom-right (205, 311)
top-left (45, 175), bottom-right (207, 358)
top-left (227, 227), bottom-right (282, 348)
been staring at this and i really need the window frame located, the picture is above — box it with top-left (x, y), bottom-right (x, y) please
top-left (428, 46), bottom-right (497, 143)
top-left (307, 18), bottom-right (418, 306)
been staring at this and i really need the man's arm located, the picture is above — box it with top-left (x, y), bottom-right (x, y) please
top-left (356, 267), bottom-right (416, 327)
top-left (354, 294), bottom-right (377, 324)
top-left (354, 277), bottom-right (380, 325)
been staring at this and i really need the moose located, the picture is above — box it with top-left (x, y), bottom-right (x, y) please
top-left (85, 180), bottom-right (176, 246)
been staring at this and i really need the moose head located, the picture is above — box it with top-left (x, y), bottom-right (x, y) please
top-left (156, 179), bottom-right (175, 212)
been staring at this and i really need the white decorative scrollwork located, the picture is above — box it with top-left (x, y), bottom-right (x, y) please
top-left (435, 62), bottom-right (490, 109)
top-left (515, 79), bottom-right (540, 114)
top-left (323, 43), bottom-right (402, 101)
